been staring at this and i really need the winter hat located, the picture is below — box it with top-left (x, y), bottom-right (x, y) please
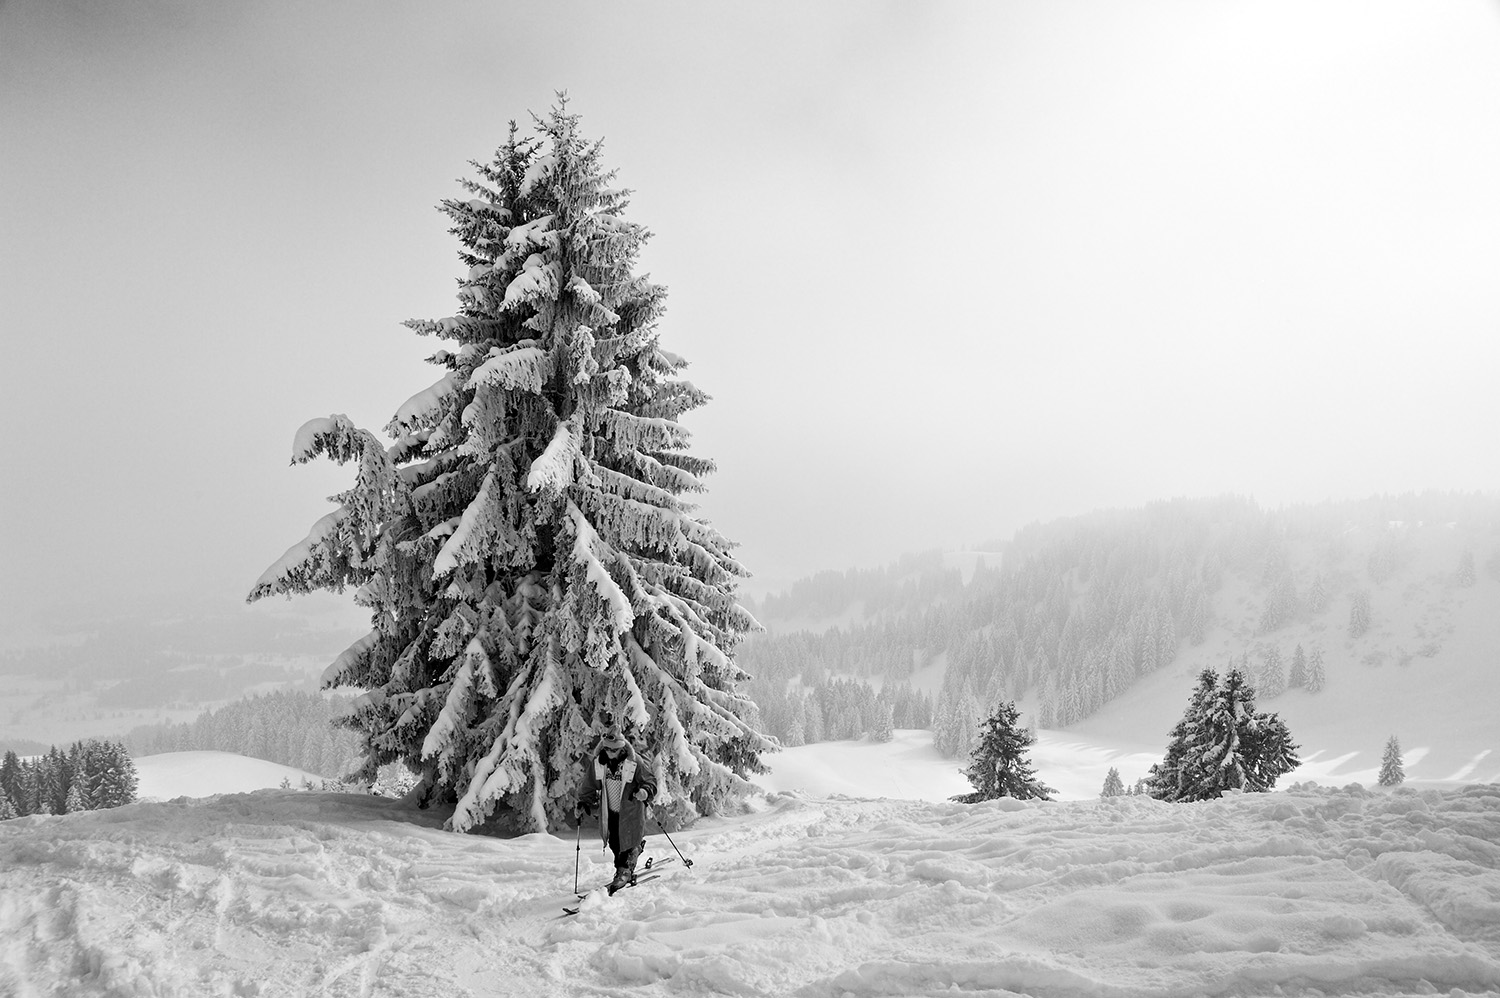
top-left (598, 711), bottom-right (629, 751)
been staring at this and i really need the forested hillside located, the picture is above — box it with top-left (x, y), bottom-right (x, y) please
top-left (119, 690), bottom-right (362, 778)
top-left (741, 493), bottom-right (1500, 758)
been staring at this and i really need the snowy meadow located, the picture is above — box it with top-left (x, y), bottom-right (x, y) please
top-left (3, 738), bottom-right (1499, 997)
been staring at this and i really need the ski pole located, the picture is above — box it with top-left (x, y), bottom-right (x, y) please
top-left (573, 809), bottom-right (583, 894)
top-left (655, 817), bottom-right (694, 868)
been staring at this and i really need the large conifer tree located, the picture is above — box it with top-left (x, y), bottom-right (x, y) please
top-left (249, 102), bottom-right (770, 833)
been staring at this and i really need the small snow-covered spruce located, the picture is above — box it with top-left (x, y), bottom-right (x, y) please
top-left (1306, 647), bottom-right (1326, 694)
top-left (952, 700), bottom-right (1055, 802)
top-left (1257, 646), bottom-right (1285, 698)
top-left (1307, 572), bottom-right (1330, 614)
top-left (1349, 590), bottom-right (1372, 639)
top-left (1378, 735), bottom-right (1404, 787)
top-left (1287, 644), bottom-right (1308, 689)
top-left (1146, 667), bottom-right (1300, 803)
top-left (870, 695), bottom-right (894, 743)
top-left (0, 785), bottom-right (16, 820)
top-left (1455, 550), bottom-right (1476, 588)
top-left (63, 779), bottom-right (87, 814)
top-left (1100, 766), bottom-right (1124, 798)
top-left (248, 101), bottom-right (771, 833)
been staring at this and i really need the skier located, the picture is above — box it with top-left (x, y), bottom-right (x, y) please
top-left (577, 712), bottom-right (657, 893)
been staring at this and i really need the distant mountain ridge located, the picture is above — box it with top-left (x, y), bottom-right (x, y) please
top-left (740, 492), bottom-right (1500, 781)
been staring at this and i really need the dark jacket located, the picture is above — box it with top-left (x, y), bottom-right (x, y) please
top-left (581, 740), bottom-right (657, 853)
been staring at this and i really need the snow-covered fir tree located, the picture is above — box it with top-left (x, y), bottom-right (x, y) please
top-left (1257, 572), bottom-right (1298, 633)
top-left (805, 698), bottom-right (826, 744)
top-left (953, 700), bottom-right (1055, 802)
top-left (1378, 735), bottom-right (1405, 787)
top-left (0, 785), bottom-right (16, 820)
top-left (1349, 590), bottom-right (1372, 639)
top-left (0, 752), bottom-right (17, 807)
top-left (64, 779), bottom-right (87, 814)
top-left (1287, 644), bottom-right (1308, 689)
top-left (249, 102), bottom-right (771, 833)
top-left (1147, 669), bottom-right (1233, 801)
top-left (1100, 766), bottom-right (1124, 798)
top-left (1306, 647), bottom-right (1326, 694)
top-left (1257, 646), bottom-right (1286, 699)
top-left (16, 765), bottom-right (41, 815)
top-left (1455, 550), bottom-right (1477, 588)
top-left (1306, 572), bottom-right (1330, 614)
top-left (40, 748), bottom-right (65, 815)
top-left (1147, 667), bottom-right (1300, 803)
top-left (782, 696), bottom-right (806, 748)
top-left (870, 696), bottom-right (894, 743)
top-left (89, 742), bottom-right (138, 809)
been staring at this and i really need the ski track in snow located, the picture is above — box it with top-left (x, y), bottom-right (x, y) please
top-left (2, 785), bottom-right (1500, 997)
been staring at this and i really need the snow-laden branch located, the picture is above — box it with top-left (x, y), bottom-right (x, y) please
top-left (432, 468), bottom-right (499, 577)
top-left (290, 415), bottom-right (384, 466)
top-left (626, 633), bottom-right (699, 778)
top-left (421, 638), bottom-right (489, 765)
top-left (472, 343), bottom-right (552, 394)
top-left (248, 508), bottom-right (349, 600)
top-left (386, 372), bottom-right (458, 437)
top-left (525, 418), bottom-right (581, 496)
top-left (597, 409), bottom-right (692, 455)
top-left (565, 502), bottom-right (635, 636)
top-left (502, 253), bottom-right (561, 310)
top-left (321, 630), bottom-right (377, 688)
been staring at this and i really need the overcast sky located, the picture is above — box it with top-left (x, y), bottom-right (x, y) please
top-left (3, 1), bottom-right (1499, 638)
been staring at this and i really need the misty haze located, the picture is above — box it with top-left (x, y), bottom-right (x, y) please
top-left (2, 3), bottom-right (1499, 997)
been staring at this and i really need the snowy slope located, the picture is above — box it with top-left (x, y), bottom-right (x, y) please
top-left (3, 770), bottom-right (1499, 996)
top-left (135, 751), bottom-right (327, 800)
top-left (756, 728), bottom-right (1164, 804)
top-left (1071, 556), bottom-right (1500, 791)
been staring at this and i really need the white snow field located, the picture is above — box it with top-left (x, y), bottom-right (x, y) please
top-left (134, 751), bottom-right (327, 801)
top-left (4, 743), bottom-right (1500, 997)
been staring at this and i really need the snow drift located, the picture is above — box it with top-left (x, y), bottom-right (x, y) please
top-left (3, 779), bottom-right (1499, 997)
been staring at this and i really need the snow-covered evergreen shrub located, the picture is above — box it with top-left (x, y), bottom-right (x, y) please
top-left (249, 102), bottom-right (770, 833)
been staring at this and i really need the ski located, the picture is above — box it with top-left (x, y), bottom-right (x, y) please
top-left (561, 872), bottom-right (663, 915)
top-left (570, 855), bottom-right (676, 899)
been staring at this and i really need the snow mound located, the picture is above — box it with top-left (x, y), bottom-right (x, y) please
top-left (2, 783), bottom-right (1499, 996)
top-left (135, 751), bottom-right (328, 801)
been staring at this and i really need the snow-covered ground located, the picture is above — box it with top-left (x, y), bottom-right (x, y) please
top-left (4, 743), bottom-right (1499, 997)
top-left (135, 751), bottom-right (326, 801)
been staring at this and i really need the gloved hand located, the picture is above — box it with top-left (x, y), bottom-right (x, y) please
top-left (632, 788), bottom-right (649, 802)
top-left (578, 792), bottom-right (599, 815)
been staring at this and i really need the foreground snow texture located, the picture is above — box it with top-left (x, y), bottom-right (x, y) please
top-left (4, 786), bottom-right (1500, 997)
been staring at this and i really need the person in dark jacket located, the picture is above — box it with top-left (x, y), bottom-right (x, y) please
top-left (578, 713), bottom-right (658, 892)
